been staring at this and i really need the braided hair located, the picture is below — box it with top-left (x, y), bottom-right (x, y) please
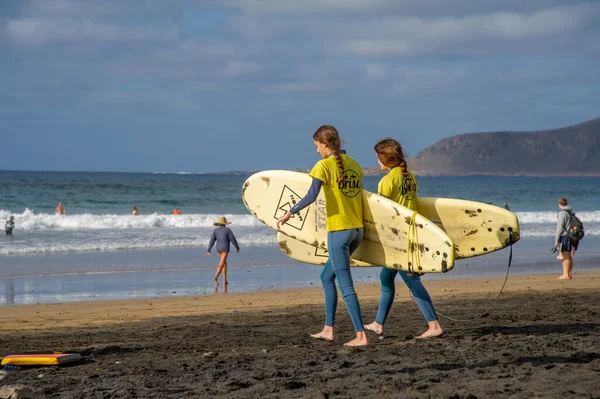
top-left (374, 138), bottom-right (413, 191)
top-left (313, 125), bottom-right (345, 184)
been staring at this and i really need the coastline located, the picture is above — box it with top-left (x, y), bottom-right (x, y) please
top-left (2, 271), bottom-right (599, 332)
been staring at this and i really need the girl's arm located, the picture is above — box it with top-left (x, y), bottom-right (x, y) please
top-left (277, 178), bottom-right (322, 228)
top-left (207, 231), bottom-right (217, 253)
top-left (290, 178), bottom-right (323, 214)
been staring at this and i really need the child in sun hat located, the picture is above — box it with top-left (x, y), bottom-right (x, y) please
top-left (206, 216), bottom-right (240, 291)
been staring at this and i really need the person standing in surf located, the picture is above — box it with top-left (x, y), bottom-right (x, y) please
top-left (5, 216), bottom-right (15, 235)
top-left (364, 138), bottom-right (445, 339)
top-left (55, 202), bottom-right (66, 215)
top-left (276, 125), bottom-right (367, 347)
top-left (206, 216), bottom-right (240, 292)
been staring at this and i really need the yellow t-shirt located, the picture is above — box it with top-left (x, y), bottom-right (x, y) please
top-left (378, 166), bottom-right (419, 211)
top-left (309, 154), bottom-right (363, 232)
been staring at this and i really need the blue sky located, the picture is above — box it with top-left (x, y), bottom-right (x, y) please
top-left (1, 0), bottom-right (599, 173)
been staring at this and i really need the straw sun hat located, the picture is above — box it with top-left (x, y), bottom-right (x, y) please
top-left (214, 216), bottom-right (232, 226)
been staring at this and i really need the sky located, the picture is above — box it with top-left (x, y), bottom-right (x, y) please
top-left (1, 0), bottom-right (599, 173)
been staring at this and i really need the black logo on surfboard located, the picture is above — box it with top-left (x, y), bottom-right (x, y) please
top-left (338, 169), bottom-right (361, 198)
top-left (275, 185), bottom-right (309, 231)
top-left (314, 246), bottom-right (328, 258)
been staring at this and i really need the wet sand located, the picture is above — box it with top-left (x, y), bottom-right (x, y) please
top-left (1, 272), bottom-right (599, 398)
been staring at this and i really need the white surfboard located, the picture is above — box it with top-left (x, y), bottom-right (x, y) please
top-left (277, 231), bottom-right (373, 267)
top-left (277, 197), bottom-right (520, 266)
top-left (243, 170), bottom-right (455, 273)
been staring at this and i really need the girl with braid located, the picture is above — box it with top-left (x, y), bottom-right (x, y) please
top-left (364, 138), bottom-right (445, 339)
top-left (277, 125), bottom-right (367, 347)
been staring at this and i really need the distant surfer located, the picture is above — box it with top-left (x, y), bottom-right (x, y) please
top-left (5, 216), bottom-right (15, 235)
top-left (276, 125), bottom-right (367, 347)
top-left (206, 216), bottom-right (240, 292)
top-left (55, 202), bottom-right (66, 215)
top-left (132, 205), bottom-right (139, 216)
top-left (364, 138), bottom-right (445, 339)
top-left (504, 201), bottom-right (510, 210)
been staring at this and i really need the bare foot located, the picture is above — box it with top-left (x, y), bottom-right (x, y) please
top-left (364, 322), bottom-right (383, 335)
top-left (310, 326), bottom-right (334, 342)
top-left (415, 327), bottom-right (445, 339)
top-left (310, 332), bottom-right (334, 342)
top-left (558, 275), bottom-right (572, 280)
top-left (344, 332), bottom-right (368, 347)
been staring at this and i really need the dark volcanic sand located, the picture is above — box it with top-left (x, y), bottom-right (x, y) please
top-left (1, 290), bottom-right (599, 398)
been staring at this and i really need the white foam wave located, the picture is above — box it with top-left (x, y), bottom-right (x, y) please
top-left (516, 211), bottom-right (600, 224)
top-left (519, 228), bottom-right (600, 238)
top-left (0, 209), bottom-right (262, 231)
top-left (2, 208), bottom-right (598, 255)
top-left (5, 209), bottom-right (598, 230)
top-left (0, 233), bottom-right (277, 255)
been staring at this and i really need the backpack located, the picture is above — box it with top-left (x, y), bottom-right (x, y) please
top-left (563, 210), bottom-right (585, 242)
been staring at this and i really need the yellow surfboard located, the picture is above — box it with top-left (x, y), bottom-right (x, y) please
top-left (276, 197), bottom-right (519, 267)
top-left (1, 353), bottom-right (81, 366)
top-left (416, 197), bottom-right (519, 259)
top-left (243, 170), bottom-right (455, 273)
top-left (271, 179), bottom-right (519, 267)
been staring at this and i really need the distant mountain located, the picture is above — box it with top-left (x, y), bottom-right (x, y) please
top-left (408, 117), bottom-right (600, 176)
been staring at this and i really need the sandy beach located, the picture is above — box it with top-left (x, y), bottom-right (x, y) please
top-left (1, 271), bottom-right (599, 398)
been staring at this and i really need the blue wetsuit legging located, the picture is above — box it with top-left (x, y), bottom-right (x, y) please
top-left (375, 267), bottom-right (438, 324)
top-left (321, 228), bottom-right (364, 331)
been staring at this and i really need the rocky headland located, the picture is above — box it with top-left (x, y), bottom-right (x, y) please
top-left (407, 117), bottom-right (600, 176)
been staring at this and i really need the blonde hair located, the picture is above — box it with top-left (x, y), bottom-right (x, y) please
top-left (313, 125), bottom-right (345, 184)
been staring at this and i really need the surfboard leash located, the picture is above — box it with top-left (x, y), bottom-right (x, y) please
top-left (425, 231), bottom-right (515, 323)
top-left (407, 211), bottom-right (421, 274)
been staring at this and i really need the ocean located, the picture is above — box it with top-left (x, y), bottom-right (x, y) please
top-left (1, 171), bottom-right (599, 305)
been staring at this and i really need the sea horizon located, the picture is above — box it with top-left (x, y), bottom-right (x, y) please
top-left (4, 168), bottom-right (600, 178)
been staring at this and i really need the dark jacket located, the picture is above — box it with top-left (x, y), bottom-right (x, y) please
top-left (207, 225), bottom-right (239, 253)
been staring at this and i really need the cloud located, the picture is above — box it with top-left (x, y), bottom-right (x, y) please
top-left (226, 0), bottom-right (394, 14)
top-left (259, 82), bottom-right (324, 94)
top-left (1, 0), bottom-right (598, 174)
top-left (364, 63), bottom-right (387, 79)
top-left (393, 66), bottom-right (467, 95)
top-left (5, 17), bottom-right (179, 46)
top-left (21, 0), bottom-right (130, 18)
top-left (337, 2), bottom-right (600, 57)
top-left (342, 40), bottom-right (414, 57)
top-left (221, 60), bottom-right (261, 77)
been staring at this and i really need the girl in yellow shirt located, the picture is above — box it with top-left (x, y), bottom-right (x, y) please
top-left (277, 125), bottom-right (367, 347)
top-left (364, 138), bottom-right (445, 339)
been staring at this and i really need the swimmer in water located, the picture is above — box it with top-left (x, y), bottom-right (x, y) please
top-left (5, 216), bottom-right (15, 235)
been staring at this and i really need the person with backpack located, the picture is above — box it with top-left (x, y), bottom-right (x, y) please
top-left (555, 197), bottom-right (584, 280)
